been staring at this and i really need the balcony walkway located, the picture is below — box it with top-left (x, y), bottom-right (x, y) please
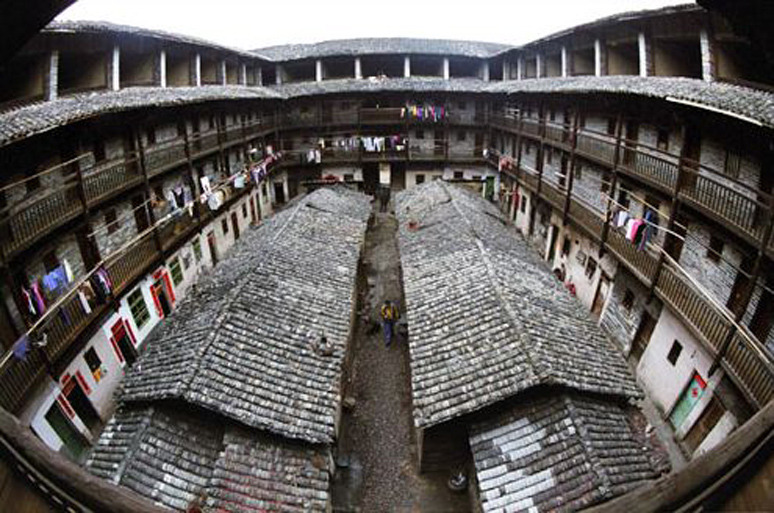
top-left (332, 201), bottom-right (468, 511)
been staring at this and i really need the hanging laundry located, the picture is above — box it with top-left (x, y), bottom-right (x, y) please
top-left (234, 175), bottom-right (246, 189)
top-left (21, 287), bottom-right (37, 317)
top-left (173, 186), bottom-right (185, 208)
top-left (77, 289), bottom-right (92, 315)
top-left (12, 335), bottom-right (30, 361)
top-left (63, 259), bottom-right (74, 283)
top-left (200, 176), bottom-right (212, 195)
top-left (616, 210), bottom-right (630, 228)
top-left (30, 282), bottom-right (46, 316)
top-left (42, 265), bottom-right (69, 296)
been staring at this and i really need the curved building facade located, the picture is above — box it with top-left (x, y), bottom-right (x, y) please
top-left (0, 2), bottom-right (773, 510)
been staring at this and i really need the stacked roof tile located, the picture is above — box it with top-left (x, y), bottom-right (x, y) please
top-left (469, 393), bottom-right (660, 512)
top-left (86, 406), bottom-right (330, 512)
top-left (395, 181), bottom-right (641, 429)
top-left (86, 186), bottom-right (370, 510)
top-left (3, 75), bottom-right (773, 149)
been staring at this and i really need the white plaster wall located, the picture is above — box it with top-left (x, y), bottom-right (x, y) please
top-left (693, 410), bottom-right (738, 457)
top-left (637, 308), bottom-right (714, 415)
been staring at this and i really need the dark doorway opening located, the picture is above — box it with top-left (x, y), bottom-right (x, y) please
top-left (273, 182), bottom-right (286, 204)
top-left (363, 162), bottom-right (379, 195)
top-left (390, 162), bottom-right (406, 190)
top-left (64, 378), bottom-right (100, 433)
top-left (231, 212), bottom-right (240, 240)
top-left (207, 231), bottom-right (219, 267)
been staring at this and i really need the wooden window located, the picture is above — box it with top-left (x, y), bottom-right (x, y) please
top-left (607, 118), bottom-right (616, 136)
top-left (623, 289), bottom-right (635, 311)
top-left (169, 258), bottom-right (183, 286)
top-left (128, 288), bottom-right (150, 329)
top-left (84, 348), bottom-right (101, 375)
top-left (520, 195), bottom-right (527, 213)
top-left (105, 208), bottom-right (119, 234)
top-left (344, 174), bottom-right (354, 182)
top-left (192, 239), bottom-right (202, 262)
top-left (415, 129), bottom-right (424, 140)
top-left (657, 128), bottom-right (669, 152)
top-left (93, 140), bottom-right (106, 163)
top-left (561, 236), bottom-right (571, 257)
top-left (221, 219), bottom-right (229, 235)
top-left (585, 257), bottom-right (597, 279)
top-left (453, 171), bottom-right (464, 180)
top-left (707, 236), bottom-right (724, 263)
top-left (457, 130), bottom-right (466, 142)
top-left (724, 149), bottom-right (742, 179)
top-left (242, 203), bottom-right (248, 219)
top-left (549, 110), bottom-right (556, 122)
top-left (43, 250), bottom-right (59, 273)
top-left (416, 174), bottom-right (426, 185)
top-left (667, 340), bottom-right (683, 365)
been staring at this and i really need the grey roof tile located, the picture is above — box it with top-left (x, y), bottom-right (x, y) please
top-left (396, 182), bottom-right (641, 428)
top-left (469, 393), bottom-right (660, 512)
top-left (254, 38), bottom-right (511, 61)
top-left (45, 20), bottom-right (263, 60)
top-left (119, 187), bottom-right (371, 444)
top-left (85, 405), bottom-right (331, 512)
top-left (2, 76), bottom-right (773, 149)
top-left (0, 85), bottom-right (281, 147)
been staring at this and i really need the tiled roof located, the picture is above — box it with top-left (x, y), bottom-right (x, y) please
top-left (44, 21), bottom-right (262, 60)
top-left (118, 187), bottom-right (371, 444)
top-left (253, 38), bottom-right (511, 61)
top-left (86, 405), bottom-right (330, 512)
top-left (469, 392), bottom-right (660, 512)
top-left (0, 85), bottom-right (281, 147)
top-left (489, 76), bottom-right (774, 128)
top-left (277, 77), bottom-right (491, 98)
top-left (2, 76), bottom-right (773, 149)
top-left (395, 182), bottom-right (640, 429)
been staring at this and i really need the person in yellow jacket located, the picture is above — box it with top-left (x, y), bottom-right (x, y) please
top-left (380, 299), bottom-right (400, 347)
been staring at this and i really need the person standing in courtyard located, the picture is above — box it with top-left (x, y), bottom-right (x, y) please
top-left (380, 299), bottom-right (400, 347)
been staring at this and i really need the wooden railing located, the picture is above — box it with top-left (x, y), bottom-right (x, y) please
top-left (506, 160), bottom-right (774, 410)
top-left (83, 158), bottom-right (143, 205)
top-left (189, 131), bottom-right (220, 157)
top-left (0, 179), bottom-right (263, 412)
top-left (0, 182), bottom-right (82, 256)
top-left (360, 108), bottom-right (404, 124)
top-left (144, 140), bottom-right (187, 176)
top-left (494, 119), bottom-right (774, 253)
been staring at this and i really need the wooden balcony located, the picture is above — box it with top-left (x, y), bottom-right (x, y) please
top-left (189, 130), bottom-right (220, 159)
top-left (0, 179), bottom-right (263, 412)
top-left (508, 162), bottom-right (774, 410)
top-left (360, 108), bottom-right (404, 124)
top-left (83, 157), bottom-right (143, 205)
top-left (0, 182), bottom-right (82, 257)
top-left (144, 140), bottom-right (188, 177)
top-left (494, 119), bottom-right (774, 254)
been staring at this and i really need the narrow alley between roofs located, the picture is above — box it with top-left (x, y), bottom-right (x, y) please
top-left (331, 197), bottom-right (470, 512)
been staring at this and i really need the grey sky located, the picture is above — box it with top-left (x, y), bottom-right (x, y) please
top-left (56, 0), bottom-right (689, 50)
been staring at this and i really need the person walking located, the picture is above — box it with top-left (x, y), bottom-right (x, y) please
top-left (380, 299), bottom-right (400, 347)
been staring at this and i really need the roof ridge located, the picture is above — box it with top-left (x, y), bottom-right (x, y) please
top-left (564, 394), bottom-right (615, 500)
top-left (442, 182), bottom-right (548, 383)
top-left (180, 195), bottom-right (313, 400)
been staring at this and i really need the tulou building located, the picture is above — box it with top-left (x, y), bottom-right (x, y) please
top-left (0, 1), bottom-right (772, 511)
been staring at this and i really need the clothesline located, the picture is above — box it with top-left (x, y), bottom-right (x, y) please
top-left (2, 158), bottom-right (276, 369)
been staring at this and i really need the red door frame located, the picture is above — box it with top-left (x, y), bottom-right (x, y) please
top-left (109, 318), bottom-right (137, 363)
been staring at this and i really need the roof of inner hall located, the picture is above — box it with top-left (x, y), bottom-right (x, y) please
top-left (2, 76), bottom-right (774, 150)
top-left (396, 182), bottom-right (642, 429)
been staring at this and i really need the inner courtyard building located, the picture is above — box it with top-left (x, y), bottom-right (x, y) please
top-left (0, 1), bottom-right (772, 511)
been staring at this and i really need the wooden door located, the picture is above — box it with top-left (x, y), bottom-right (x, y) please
top-left (630, 311), bottom-right (657, 362)
top-left (591, 274), bottom-right (611, 318)
top-left (231, 212), bottom-right (240, 240)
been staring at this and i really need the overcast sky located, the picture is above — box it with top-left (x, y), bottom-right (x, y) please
top-left (56, 0), bottom-right (688, 50)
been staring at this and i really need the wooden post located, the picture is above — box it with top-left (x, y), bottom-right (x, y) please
top-left (599, 114), bottom-right (623, 257)
top-left (562, 111), bottom-right (581, 225)
top-left (528, 102), bottom-right (546, 237)
top-left (709, 205), bottom-right (774, 376)
top-left (134, 130), bottom-right (163, 254)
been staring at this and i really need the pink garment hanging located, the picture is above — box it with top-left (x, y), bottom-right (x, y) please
top-left (627, 219), bottom-right (644, 242)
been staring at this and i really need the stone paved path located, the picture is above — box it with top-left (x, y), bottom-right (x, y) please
top-left (331, 202), bottom-right (469, 512)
